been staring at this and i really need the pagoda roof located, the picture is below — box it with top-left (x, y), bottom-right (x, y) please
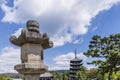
top-left (71, 57), bottom-right (82, 61)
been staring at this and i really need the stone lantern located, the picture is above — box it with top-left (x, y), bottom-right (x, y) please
top-left (10, 20), bottom-right (53, 80)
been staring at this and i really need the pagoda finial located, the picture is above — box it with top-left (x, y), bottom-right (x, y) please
top-left (75, 49), bottom-right (77, 58)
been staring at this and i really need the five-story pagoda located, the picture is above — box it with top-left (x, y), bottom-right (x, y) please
top-left (69, 50), bottom-right (83, 80)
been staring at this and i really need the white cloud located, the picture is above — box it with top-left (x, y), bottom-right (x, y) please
top-left (73, 40), bottom-right (80, 44)
top-left (49, 52), bottom-right (87, 70)
top-left (51, 33), bottom-right (73, 47)
top-left (92, 26), bottom-right (98, 32)
top-left (0, 0), bottom-right (8, 4)
top-left (1, 0), bottom-right (120, 46)
top-left (0, 47), bottom-right (20, 73)
top-left (73, 37), bottom-right (83, 44)
top-left (86, 65), bottom-right (97, 70)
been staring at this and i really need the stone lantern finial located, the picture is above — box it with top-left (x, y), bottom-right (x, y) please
top-left (27, 20), bottom-right (39, 33)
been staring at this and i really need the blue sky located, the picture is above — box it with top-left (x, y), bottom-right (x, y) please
top-left (0, 0), bottom-right (120, 73)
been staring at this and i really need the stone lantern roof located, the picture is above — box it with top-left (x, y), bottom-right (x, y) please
top-left (9, 20), bottom-right (53, 49)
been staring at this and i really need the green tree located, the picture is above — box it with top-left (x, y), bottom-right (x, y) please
top-left (84, 34), bottom-right (120, 80)
top-left (50, 71), bottom-right (63, 80)
top-left (62, 71), bottom-right (69, 80)
top-left (86, 68), bottom-right (98, 80)
top-left (0, 74), bottom-right (12, 80)
top-left (50, 70), bottom-right (69, 80)
top-left (77, 66), bottom-right (87, 80)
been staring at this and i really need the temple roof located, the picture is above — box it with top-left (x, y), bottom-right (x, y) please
top-left (40, 72), bottom-right (53, 77)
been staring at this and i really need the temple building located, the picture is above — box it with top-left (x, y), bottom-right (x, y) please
top-left (69, 50), bottom-right (83, 80)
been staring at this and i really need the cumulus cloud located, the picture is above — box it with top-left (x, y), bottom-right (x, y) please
top-left (0, 47), bottom-right (20, 73)
top-left (1, 0), bottom-right (120, 46)
top-left (49, 52), bottom-right (87, 70)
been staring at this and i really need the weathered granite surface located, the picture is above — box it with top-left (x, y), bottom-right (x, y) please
top-left (10, 20), bottom-right (53, 80)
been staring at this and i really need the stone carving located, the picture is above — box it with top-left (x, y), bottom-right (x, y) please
top-left (10, 20), bottom-right (53, 80)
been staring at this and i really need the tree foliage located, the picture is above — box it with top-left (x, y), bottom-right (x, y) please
top-left (84, 33), bottom-right (120, 80)
top-left (50, 70), bottom-right (69, 80)
top-left (0, 74), bottom-right (12, 80)
top-left (77, 66), bottom-right (87, 80)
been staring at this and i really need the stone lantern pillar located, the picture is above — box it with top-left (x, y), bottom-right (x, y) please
top-left (9, 20), bottom-right (53, 80)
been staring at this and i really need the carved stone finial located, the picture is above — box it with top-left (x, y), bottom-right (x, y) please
top-left (27, 20), bottom-right (39, 33)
